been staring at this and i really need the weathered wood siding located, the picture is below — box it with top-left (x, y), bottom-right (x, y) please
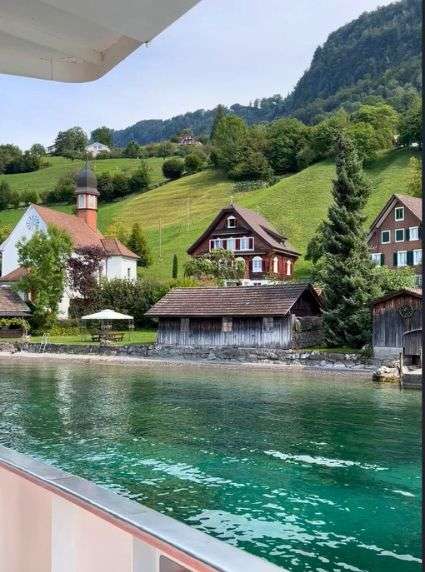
top-left (157, 316), bottom-right (293, 348)
top-left (403, 329), bottom-right (422, 357)
top-left (373, 294), bottom-right (422, 358)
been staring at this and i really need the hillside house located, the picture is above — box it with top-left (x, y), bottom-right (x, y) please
top-left (372, 288), bottom-right (422, 359)
top-left (368, 194), bottom-right (422, 285)
top-left (0, 164), bottom-right (138, 318)
top-left (146, 283), bottom-right (323, 348)
top-left (187, 204), bottom-right (300, 285)
top-left (86, 142), bottom-right (111, 157)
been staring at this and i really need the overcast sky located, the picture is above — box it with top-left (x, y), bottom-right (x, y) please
top-left (0, 0), bottom-right (394, 149)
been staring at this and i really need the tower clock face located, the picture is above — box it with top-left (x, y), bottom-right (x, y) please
top-left (26, 214), bottom-right (40, 231)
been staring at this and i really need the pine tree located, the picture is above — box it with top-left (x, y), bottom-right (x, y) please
top-left (210, 105), bottom-right (226, 141)
top-left (319, 133), bottom-right (377, 348)
top-left (172, 254), bottom-right (178, 279)
top-left (127, 223), bottom-right (152, 268)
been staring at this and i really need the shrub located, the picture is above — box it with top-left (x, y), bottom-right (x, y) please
top-left (129, 161), bottom-right (151, 193)
top-left (0, 180), bottom-right (12, 210)
top-left (112, 172), bottom-right (130, 197)
top-left (184, 152), bottom-right (205, 173)
top-left (162, 158), bottom-right (185, 180)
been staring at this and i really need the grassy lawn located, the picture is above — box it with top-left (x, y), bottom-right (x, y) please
top-left (28, 329), bottom-right (157, 346)
top-left (0, 149), bottom-right (419, 281)
top-left (0, 156), bottom-right (167, 198)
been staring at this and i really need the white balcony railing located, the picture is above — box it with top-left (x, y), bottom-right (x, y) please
top-left (0, 445), bottom-right (283, 572)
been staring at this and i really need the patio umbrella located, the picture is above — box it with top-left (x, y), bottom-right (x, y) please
top-left (81, 309), bottom-right (133, 321)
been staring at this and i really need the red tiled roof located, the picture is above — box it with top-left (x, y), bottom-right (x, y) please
top-left (187, 204), bottom-right (300, 256)
top-left (0, 267), bottom-right (28, 283)
top-left (33, 205), bottom-right (138, 259)
top-left (146, 283), bottom-right (322, 317)
top-left (0, 286), bottom-right (31, 317)
top-left (101, 238), bottom-right (139, 260)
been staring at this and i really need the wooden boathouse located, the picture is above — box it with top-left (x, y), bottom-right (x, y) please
top-left (146, 283), bottom-right (323, 348)
top-left (372, 288), bottom-right (422, 359)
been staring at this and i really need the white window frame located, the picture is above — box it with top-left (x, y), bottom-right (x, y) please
top-left (395, 228), bottom-right (405, 243)
top-left (397, 251), bottom-right (407, 267)
top-left (226, 238), bottom-right (236, 251)
top-left (227, 216), bottom-right (236, 229)
top-left (409, 226), bottom-right (419, 241)
top-left (371, 253), bottom-right (382, 266)
top-left (286, 260), bottom-right (292, 275)
top-left (381, 230), bottom-right (391, 244)
top-left (77, 195), bottom-right (85, 209)
top-left (252, 256), bottom-right (263, 273)
top-left (240, 237), bottom-right (254, 252)
top-left (413, 249), bottom-right (422, 266)
top-left (394, 207), bottom-right (404, 221)
top-left (273, 256), bottom-right (279, 274)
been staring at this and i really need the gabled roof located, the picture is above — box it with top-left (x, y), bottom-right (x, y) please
top-left (0, 267), bottom-right (28, 283)
top-left (32, 205), bottom-right (138, 259)
top-left (369, 194), bottom-right (422, 234)
top-left (372, 288), bottom-right (422, 306)
top-left (187, 204), bottom-right (299, 256)
top-left (0, 286), bottom-right (31, 317)
top-left (146, 283), bottom-right (322, 317)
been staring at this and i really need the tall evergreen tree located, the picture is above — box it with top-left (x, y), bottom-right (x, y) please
top-left (210, 105), bottom-right (226, 141)
top-left (172, 254), bottom-right (178, 279)
top-left (318, 133), bottom-right (377, 348)
top-left (127, 223), bottom-right (152, 268)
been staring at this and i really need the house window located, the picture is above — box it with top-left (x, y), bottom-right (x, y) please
top-left (371, 253), bottom-right (383, 266)
top-left (396, 251), bottom-right (407, 267)
top-left (409, 226), bottom-right (419, 241)
top-left (286, 260), bottom-right (292, 275)
top-left (222, 317), bottom-right (233, 332)
top-left (252, 256), bottom-right (263, 273)
top-left (263, 317), bottom-right (274, 332)
top-left (381, 230), bottom-right (390, 244)
top-left (240, 237), bottom-right (254, 251)
top-left (413, 249), bottom-right (422, 266)
top-left (395, 228), bottom-right (405, 242)
top-left (273, 256), bottom-right (279, 274)
top-left (227, 238), bottom-right (236, 251)
top-left (395, 207), bottom-right (404, 221)
top-left (227, 216), bottom-right (236, 229)
top-left (180, 318), bottom-right (189, 332)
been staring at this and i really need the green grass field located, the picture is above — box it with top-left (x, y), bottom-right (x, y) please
top-left (0, 156), bottom-right (167, 197)
top-left (0, 149), bottom-right (418, 280)
top-left (27, 329), bottom-right (157, 346)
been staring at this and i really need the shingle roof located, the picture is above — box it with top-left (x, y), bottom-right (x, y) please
top-left (146, 283), bottom-right (322, 317)
top-left (0, 286), bottom-right (31, 317)
top-left (372, 288), bottom-right (422, 306)
top-left (187, 204), bottom-right (300, 256)
top-left (369, 194), bottom-right (422, 232)
top-left (33, 205), bottom-right (138, 259)
top-left (0, 267), bottom-right (28, 283)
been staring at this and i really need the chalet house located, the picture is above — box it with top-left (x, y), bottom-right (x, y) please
top-left (146, 283), bottom-right (323, 348)
top-left (372, 288), bottom-right (422, 360)
top-left (368, 194), bottom-right (422, 285)
top-left (187, 204), bottom-right (300, 284)
top-left (0, 165), bottom-right (138, 318)
top-left (86, 142), bottom-right (111, 157)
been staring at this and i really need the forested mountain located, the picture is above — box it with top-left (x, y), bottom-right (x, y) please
top-left (113, 0), bottom-right (421, 146)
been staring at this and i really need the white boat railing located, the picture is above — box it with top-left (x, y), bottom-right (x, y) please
top-left (0, 445), bottom-right (283, 572)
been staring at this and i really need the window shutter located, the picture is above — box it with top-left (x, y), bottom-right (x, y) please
top-left (405, 228), bottom-right (410, 241)
top-left (393, 252), bottom-right (398, 267)
top-left (380, 253), bottom-right (385, 265)
top-left (249, 238), bottom-right (254, 250)
top-left (419, 225), bottom-right (423, 239)
top-left (407, 250), bottom-right (414, 266)
top-left (235, 239), bottom-right (240, 250)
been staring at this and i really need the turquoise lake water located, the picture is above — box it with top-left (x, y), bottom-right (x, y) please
top-left (0, 359), bottom-right (421, 571)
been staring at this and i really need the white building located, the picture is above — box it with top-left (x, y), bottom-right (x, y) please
top-left (86, 142), bottom-right (111, 157)
top-left (0, 165), bottom-right (139, 318)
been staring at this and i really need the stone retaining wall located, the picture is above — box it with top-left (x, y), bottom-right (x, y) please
top-left (0, 341), bottom-right (376, 370)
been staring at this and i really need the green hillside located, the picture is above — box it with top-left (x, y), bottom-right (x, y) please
top-left (1, 156), bottom-right (167, 197)
top-left (0, 149), bottom-right (418, 279)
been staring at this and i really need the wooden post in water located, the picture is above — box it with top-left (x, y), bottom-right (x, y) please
top-left (399, 351), bottom-right (404, 388)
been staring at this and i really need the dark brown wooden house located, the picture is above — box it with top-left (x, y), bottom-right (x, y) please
top-left (146, 283), bottom-right (323, 348)
top-left (368, 194), bottom-right (422, 285)
top-left (372, 288), bottom-right (422, 359)
top-left (187, 204), bottom-right (299, 284)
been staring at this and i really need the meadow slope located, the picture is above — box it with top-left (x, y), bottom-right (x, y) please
top-left (0, 149), bottom-right (418, 279)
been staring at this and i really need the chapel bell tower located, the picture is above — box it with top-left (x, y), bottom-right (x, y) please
top-left (75, 162), bottom-right (99, 230)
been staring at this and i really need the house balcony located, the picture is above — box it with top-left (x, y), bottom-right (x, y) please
top-left (0, 445), bottom-right (281, 572)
